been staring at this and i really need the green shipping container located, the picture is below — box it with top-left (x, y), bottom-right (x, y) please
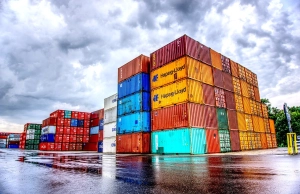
top-left (35, 124), bottom-right (41, 130)
top-left (26, 145), bottom-right (34, 150)
top-left (219, 130), bottom-right (231, 152)
top-left (33, 145), bottom-right (39, 150)
top-left (217, 108), bottom-right (229, 130)
top-left (26, 140), bottom-right (34, 145)
top-left (65, 110), bottom-right (72, 118)
top-left (151, 128), bottom-right (206, 154)
top-left (34, 135), bottom-right (40, 139)
top-left (33, 139), bottom-right (40, 145)
top-left (34, 129), bottom-right (41, 135)
top-left (28, 124), bottom-right (36, 129)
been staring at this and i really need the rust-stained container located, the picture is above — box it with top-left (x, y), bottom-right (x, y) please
top-left (247, 84), bottom-right (255, 100)
top-left (213, 68), bottom-right (223, 88)
top-left (223, 72), bottom-right (234, 91)
top-left (252, 115), bottom-right (260, 132)
top-left (271, 133), bottom-right (277, 148)
top-left (151, 78), bottom-right (203, 110)
top-left (258, 117), bottom-right (265, 132)
top-left (150, 56), bottom-right (202, 89)
top-left (261, 104), bottom-right (269, 118)
top-left (244, 114), bottom-right (254, 131)
top-left (238, 64), bottom-right (246, 81)
top-left (234, 94), bottom-right (244, 112)
top-left (116, 133), bottom-right (132, 153)
top-left (269, 119), bottom-right (275, 133)
top-left (225, 91), bottom-right (235, 110)
top-left (237, 112), bottom-right (246, 131)
top-left (230, 60), bottom-right (239, 78)
top-left (232, 77), bottom-right (241, 95)
top-left (214, 87), bottom-right (226, 108)
top-left (118, 55), bottom-right (150, 83)
top-left (264, 119), bottom-right (271, 133)
top-left (210, 49), bottom-right (222, 70)
top-left (254, 86), bottom-right (260, 101)
top-left (240, 80), bottom-right (249, 97)
top-left (151, 103), bottom-right (217, 131)
top-left (266, 133), bottom-right (272, 148)
top-left (239, 131), bottom-right (249, 150)
top-left (250, 100), bottom-right (258, 115)
top-left (206, 129), bottom-right (221, 153)
top-left (201, 63), bottom-right (214, 85)
top-left (150, 35), bottom-right (211, 70)
top-left (203, 84), bottom-right (215, 106)
top-left (243, 97), bottom-right (251, 114)
top-left (221, 55), bottom-right (231, 74)
top-left (230, 130), bottom-right (240, 151)
top-left (228, 110), bottom-right (238, 130)
top-left (256, 102), bottom-right (263, 117)
top-left (260, 133), bottom-right (268, 149)
top-left (132, 132), bottom-right (150, 153)
top-left (245, 68), bottom-right (253, 85)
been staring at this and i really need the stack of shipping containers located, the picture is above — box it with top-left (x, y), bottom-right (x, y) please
top-left (19, 132), bottom-right (26, 149)
top-left (24, 123), bottom-right (42, 150)
top-left (7, 134), bottom-right (21, 148)
top-left (103, 94), bottom-right (118, 153)
top-left (0, 133), bottom-right (8, 148)
top-left (116, 55), bottom-right (151, 154)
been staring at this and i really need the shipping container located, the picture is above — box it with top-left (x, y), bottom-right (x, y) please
top-left (151, 103), bottom-right (217, 131)
top-left (247, 84), bottom-right (255, 100)
top-left (240, 80), bottom-right (249, 97)
top-left (117, 92), bottom-right (150, 116)
top-left (104, 107), bottom-right (117, 124)
top-left (261, 104), bottom-right (269, 118)
top-left (103, 122), bottom-right (117, 138)
top-left (39, 142), bottom-right (55, 151)
top-left (150, 35), bottom-right (211, 70)
top-left (266, 133), bottom-right (272, 148)
top-left (116, 132), bottom-right (150, 154)
top-left (253, 86), bottom-right (260, 102)
top-left (151, 78), bottom-right (203, 110)
top-left (260, 133), bottom-right (268, 149)
top-left (239, 131), bottom-right (249, 150)
top-left (225, 91), bottom-right (236, 110)
top-left (243, 97), bottom-right (251, 114)
top-left (252, 73), bottom-right (258, 87)
top-left (264, 119), bottom-right (271, 133)
top-left (201, 63), bottom-right (214, 85)
top-left (230, 60), bottom-right (239, 78)
top-left (217, 108), bottom-right (229, 130)
top-left (151, 128), bottom-right (206, 154)
top-left (219, 130), bottom-right (231, 152)
top-left (118, 54), bottom-right (150, 83)
top-left (41, 126), bottom-right (56, 134)
top-left (258, 117), bottom-right (265, 132)
top-left (237, 112), bottom-right (246, 131)
top-left (227, 110), bottom-right (238, 130)
top-left (223, 72), bottom-right (234, 92)
top-left (250, 99), bottom-right (258, 115)
top-left (214, 87), bottom-right (226, 108)
top-left (245, 114), bottom-right (254, 131)
top-left (210, 49), bottom-right (222, 70)
top-left (206, 129), bottom-right (221, 153)
top-left (256, 102), bottom-right (263, 117)
top-left (202, 83), bottom-right (215, 106)
top-left (252, 115), bottom-right (260, 132)
top-left (118, 73), bottom-right (150, 99)
top-left (104, 94), bottom-right (118, 111)
top-left (98, 141), bottom-right (103, 153)
top-left (150, 56), bottom-right (202, 89)
top-left (245, 68), bottom-right (253, 85)
top-left (117, 112), bottom-right (150, 134)
top-left (269, 119), bottom-right (275, 133)
top-left (8, 144), bottom-right (19, 149)
top-left (271, 133), bottom-right (277, 148)
top-left (238, 64), bottom-right (246, 81)
top-left (232, 77), bottom-right (242, 95)
top-left (103, 137), bottom-right (116, 153)
top-left (247, 132), bottom-right (255, 150)
top-left (90, 118), bottom-right (99, 127)
top-left (230, 130), bottom-right (240, 151)
top-left (50, 110), bottom-right (65, 118)
top-left (82, 142), bottom-right (98, 151)
top-left (90, 126), bottom-right (99, 135)
top-left (116, 134), bottom-right (132, 153)
top-left (213, 68), bottom-right (223, 88)
top-left (221, 55), bottom-right (231, 74)
top-left (40, 134), bottom-right (55, 142)
top-left (234, 94), bottom-right (244, 112)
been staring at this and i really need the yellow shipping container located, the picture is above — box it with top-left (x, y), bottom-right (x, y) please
top-left (258, 117), bottom-right (265, 132)
top-left (247, 84), bottom-right (255, 99)
top-left (250, 99), bottom-right (258, 115)
top-left (269, 119), bottom-right (276, 133)
top-left (201, 63), bottom-right (214, 85)
top-left (264, 118), bottom-right (271, 133)
top-left (245, 114), bottom-right (253, 131)
top-left (239, 131), bottom-right (249, 150)
top-left (234, 94), bottom-right (244, 112)
top-left (243, 97), bottom-right (251, 114)
top-left (252, 115), bottom-right (260, 132)
top-left (150, 56), bottom-right (202, 89)
top-left (232, 77), bottom-right (242, 95)
top-left (261, 104), bottom-right (269, 118)
top-left (151, 78), bottom-right (203, 110)
top-left (237, 112), bottom-right (246, 131)
top-left (240, 80), bottom-right (249, 97)
top-left (256, 102), bottom-right (263, 117)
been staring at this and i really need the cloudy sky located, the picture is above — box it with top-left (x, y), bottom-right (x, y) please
top-left (0, 0), bottom-right (299, 133)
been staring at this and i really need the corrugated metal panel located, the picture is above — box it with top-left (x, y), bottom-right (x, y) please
top-left (118, 73), bottom-right (150, 99)
top-left (132, 132), bottom-right (151, 153)
top-left (150, 56), bottom-right (201, 90)
top-left (116, 133), bottom-right (132, 153)
top-left (247, 132), bottom-right (255, 150)
top-left (252, 73), bottom-right (258, 87)
top-left (237, 112), bottom-right (246, 131)
top-left (193, 105), bottom-right (218, 129)
top-left (210, 49), bottom-right (222, 70)
top-left (243, 97), bottom-right (251, 114)
top-left (258, 117), bottom-right (265, 132)
top-left (118, 55), bottom-right (150, 83)
top-left (117, 112), bottom-right (150, 134)
top-left (255, 132), bottom-right (262, 149)
top-left (219, 130), bottom-right (231, 152)
top-left (230, 60), bottom-right (239, 78)
top-left (215, 87), bottom-right (226, 108)
top-left (254, 86), bottom-right (260, 102)
top-left (103, 122), bottom-right (116, 138)
top-left (250, 100), bottom-right (258, 115)
top-left (221, 55), bottom-right (231, 74)
top-left (201, 63), bottom-right (214, 85)
top-left (217, 108), bottom-right (229, 130)
top-left (261, 104), bottom-right (269, 118)
top-left (245, 68), bottom-right (253, 85)
top-left (225, 91), bottom-right (235, 110)
top-left (271, 133), bottom-right (277, 148)
top-left (90, 126), bottom-right (99, 135)
top-left (151, 79), bottom-right (203, 110)
top-left (230, 130), bottom-right (240, 151)
top-left (256, 102), bottom-right (263, 117)
top-left (240, 80), bottom-right (249, 97)
top-left (269, 119), bottom-right (275, 133)
top-left (104, 107), bottom-right (117, 124)
top-left (232, 77), bottom-right (242, 95)
top-left (117, 92), bottom-right (150, 116)
top-left (260, 133), bottom-right (268, 149)
top-left (213, 68), bottom-right (223, 88)
top-left (252, 115), bottom-right (260, 132)
top-left (223, 72), bottom-right (234, 91)
top-left (247, 84), bottom-right (255, 100)
top-left (206, 129), bottom-right (221, 153)
top-left (228, 110), bottom-right (238, 130)
top-left (203, 83), bottom-right (215, 106)
top-left (238, 64), bottom-right (246, 81)
top-left (245, 114), bottom-right (253, 131)
top-left (104, 94), bottom-right (118, 110)
top-left (234, 94), bottom-right (244, 112)
top-left (190, 128), bottom-right (206, 154)
top-left (264, 119), bottom-right (271, 133)
top-left (266, 133), bottom-right (272, 148)
top-left (199, 43), bottom-right (212, 65)
top-left (103, 137), bottom-right (116, 153)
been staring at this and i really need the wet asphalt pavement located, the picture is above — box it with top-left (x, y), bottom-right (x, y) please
top-left (0, 149), bottom-right (299, 194)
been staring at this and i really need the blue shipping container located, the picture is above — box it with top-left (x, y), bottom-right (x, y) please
top-left (64, 110), bottom-right (72, 118)
top-left (117, 111), bottom-right (150, 134)
top-left (8, 144), bottom-right (19, 148)
top-left (117, 92), bottom-right (151, 116)
top-left (118, 73), bottom-right (150, 99)
top-left (40, 134), bottom-right (55, 143)
top-left (77, 119), bottom-right (84, 127)
top-left (98, 141), bottom-right (103, 153)
top-left (151, 128), bottom-right (206, 154)
top-left (90, 126), bottom-right (99, 135)
top-left (99, 119), bottom-right (104, 130)
top-left (71, 119), bottom-right (78, 127)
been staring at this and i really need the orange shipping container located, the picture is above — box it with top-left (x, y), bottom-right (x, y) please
top-left (240, 80), bottom-right (249, 97)
top-left (132, 132), bottom-right (151, 153)
top-left (232, 77), bottom-right (242, 95)
top-left (247, 84), bottom-right (255, 99)
top-left (264, 119), bottom-right (271, 133)
top-left (210, 49), bottom-right (222, 70)
top-left (245, 68), bottom-right (253, 85)
top-left (258, 117), bottom-right (265, 132)
top-left (250, 100), bottom-right (258, 115)
top-left (201, 63), bottom-right (214, 85)
top-left (254, 86), bottom-right (260, 101)
top-left (238, 64), bottom-right (246, 81)
top-left (234, 94), bottom-right (244, 112)
top-left (230, 60), bottom-right (239, 78)
top-left (243, 97), bottom-right (251, 114)
top-left (256, 102), bottom-right (263, 117)
top-left (261, 104), bottom-right (269, 118)
top-left (266, 133), bottom-right (272, 148)
top-left (237, 112), bottom-right (246, 131)
top-left (271, 134), bottom-right (277, 148)
top-left (245, 114), bottom-right (253, 131)
top-left (260, 133), bottom-right (268, 149)
top-left (269, 119), bottom-right (276, 133)
top-left (253, 74), bottom-right (258, 87)
top-left (252, 115), bottom-right (260, 132)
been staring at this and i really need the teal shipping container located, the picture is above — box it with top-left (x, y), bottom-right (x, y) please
top-left (64, 110), bottom-right (72, 118)
top-left (117, 92), bottom-right (151, 116)
top-left (151, 128), bottom-right (206, 154)
top-left (117, 112), bottom-right (151, 134)
top-left (217, 108), bottom-right (229, 130)
top-left (219, 129), bottom-right (231, 152)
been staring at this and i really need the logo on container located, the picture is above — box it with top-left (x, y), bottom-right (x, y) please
top-left (112, 127), bottom-right (116, 132)
top-left (152, 74), bottom-right (158, 82)
top-left (153, 95), bottom-right (159, 102)
top-left (160, 87), bottom-right (186, 99)
top-left (111, 141), bottom-right (116, 147)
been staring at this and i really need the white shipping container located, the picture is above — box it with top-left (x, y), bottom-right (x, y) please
top-left (42, 126), bottom-right (56, 134)
top-left (26, 129), bottom-right (35, 135)
top-left (104, 107), bottom-right (117, 124)
top-left (26, 134), bottom-right (35, 140)
top-left (103, 137), bottom-right (116, 153)
top-left (104, 122), bottom-right (117, 138)
top-left (104, 93), bottom-right (118, 110)
top-left (0, 139), bottom-right (7, 143)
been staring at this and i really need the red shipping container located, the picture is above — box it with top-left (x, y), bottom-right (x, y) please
top-left (62, 143), bottom-right (69, 151)
top-left (50, 110), bottom-right (64, 118)
top-left (54, 143), bottom-right (62, 151)
top-left (90, 111), bottom-right (99, 119)
top-left (230, 130), bottom-right (241, 151)
top-left (48, 117), bottom-right (57, 126)
top-left (213, 68), bottom-right (224, 88)
top-left (63, 135), bottom-right (70, 143)
top-left (42, 119), bottom-right (47, 127)
top-left (76, 135), bottom-right (83, 143)
top-left (57, 117), bottom-right (64, 126)
top-left (90, 118), bottom-right (99, 127)
top-left (99, 109), bottom-right (104, 120)
top-left (214, 87), bottom-right (226, 108)
top-left (56, 126), bottom-right (64, 134)
top-left (206, 129), bottom-right (221, 153)
top-left (83, 128), bottom-right (90, 136)
top-left (221, 55), bottom-right (231, 74)
top-left (69, 143), bottom-right (76, 151)
top-left (132, 132), bottom-right (150, 154)
top-left (76, 143), bottom-right (82, 151)
top-left (71, 111), bottom-right (79, 119)
top-left (227, 110), bottom-right (238, 130)
top-left (83, 135), bottom-right (89, 143)
top-left (82, 143), bottom-right (97, 151)
top-left (69, 135), bottom-right (77, 143)
top-left (70, 127), bottom-right (77, 135)
top-left (39, 143), bottom-right (55, 151)
top-left (202, 83), bottom-right (215, 106)
top-left (117, 134), bottom-right (132, 153)
top-left (118, 55), bottom-right (150, 83)
top-left (223, 72), bottom-right (234, 92)
top-left (151, 103), bottom-right (217, 131)
top-left (84, 112), bottom-right (91, 120)
top-left (77, 112), bottom-right (85, 120)
top-left (89, 134), bottom-right (98, 143)
top-left (84, 120), bottom-right (90, 128)
top-left (63, 127), bottom-right (71, 134)
top-left (55, 134), bottom-right (63, 143)
top-left (76, 127), bottom-right (84, 135)
top-left (98, 130), bottom-right (103, 141)
top-left (64, 119), bottom-right (71, 127)
top-left (225, 91), bottom-right (236, 110)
